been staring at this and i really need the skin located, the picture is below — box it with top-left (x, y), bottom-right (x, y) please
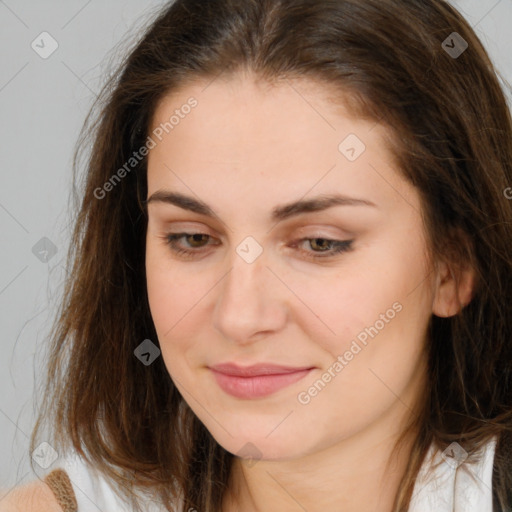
top-left (145, 70), bottom-right (474, 512)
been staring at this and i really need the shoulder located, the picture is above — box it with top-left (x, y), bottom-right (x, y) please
top-left (0, 479), bottom-right (64, 512)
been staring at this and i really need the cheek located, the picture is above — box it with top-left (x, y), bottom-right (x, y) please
top-left (145, 246), bottom-right (200, 350)
top-left (288, 230), bottom-right (432, 374)
top-left (145, 242), bottom-right (223, 382)
top-left (292, 278), bottom-right (429, 442)
top-left (146, 268), bottom-right (198, 384)
top-left (282, 259), bottom-right (406, 360)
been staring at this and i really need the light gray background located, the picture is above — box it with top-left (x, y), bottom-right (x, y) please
top-left (0, 0), bottom-right (511, 493)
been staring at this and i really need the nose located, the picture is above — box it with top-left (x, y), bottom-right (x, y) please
top-left (212, 247), bottom-right (288, 345)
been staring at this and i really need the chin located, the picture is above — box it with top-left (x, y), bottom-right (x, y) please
top-left (202, 420), bottom-right (310, 462)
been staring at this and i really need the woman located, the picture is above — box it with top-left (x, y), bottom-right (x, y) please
top-left (3, 0), bottom-right (512, 510)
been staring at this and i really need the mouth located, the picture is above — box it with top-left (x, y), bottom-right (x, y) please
top-left (209, 362), bottom-right (315, 399)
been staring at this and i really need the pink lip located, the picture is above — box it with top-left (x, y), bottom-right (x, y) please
top-left (209, 363), bottom-right (314, 399)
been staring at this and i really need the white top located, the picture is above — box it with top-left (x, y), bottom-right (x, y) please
top-left (49, 437), bottom-right (497, 512)
top-left (49, 454), bottom-right (174, 512)
top-left (409, 436), bottom-right (497, 512)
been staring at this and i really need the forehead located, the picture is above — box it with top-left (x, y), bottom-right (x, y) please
top-left (146, 73), bottom-right (419, 218)
top-left (149, 73), bottom-right (367, 148)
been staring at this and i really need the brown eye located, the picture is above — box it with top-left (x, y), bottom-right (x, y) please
top-left (186, 233), bottom-right (210, 247)
top-left (164, 232), bottom-right (217, 258)
top-left (309, 238), bottom-right (333, 252)
top-left (294, 238), bottom-right (354, 260)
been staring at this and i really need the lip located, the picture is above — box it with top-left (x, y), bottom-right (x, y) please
top-left (209, 363), bottom-right (315, 399)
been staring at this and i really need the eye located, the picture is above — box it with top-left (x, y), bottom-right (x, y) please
top-left (164, 232), bottom-right (216, 258)
top-left (293, 237), bottom-right (354, 259)
top-left (162, 233), bottom-right (354, 260)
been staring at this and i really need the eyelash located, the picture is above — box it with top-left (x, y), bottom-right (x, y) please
top-left (163, 233), bottom-right (354, 260)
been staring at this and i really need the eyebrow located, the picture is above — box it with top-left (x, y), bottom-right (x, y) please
top-left (144, 190), bottom-right (377, 222)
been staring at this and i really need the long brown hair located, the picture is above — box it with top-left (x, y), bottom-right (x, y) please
top-left (30, 0), bottom-right (512, 510)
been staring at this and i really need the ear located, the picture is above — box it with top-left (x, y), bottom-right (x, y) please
top-left (432, 258), bottom-right (476, 318)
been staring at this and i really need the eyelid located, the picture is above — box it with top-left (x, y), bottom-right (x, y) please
top-left (155, 217), bottom-right (355, 235)
top-left (160, 221), bottom-right (356, 244)
top-left (292, 224), bottom-right (357, 239)
top-left (155, 221), bottom-right (220, 238)
top-left (161, 227), bottom-right (350, 243)
top-left (162, 231), bottom-right (354, 262)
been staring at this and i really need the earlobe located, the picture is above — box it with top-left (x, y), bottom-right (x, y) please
top-left (432, 260), bottom-right (475, 318)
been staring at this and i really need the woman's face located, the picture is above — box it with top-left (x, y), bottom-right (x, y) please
top-left (145, 73), bottom-right (436, 461)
